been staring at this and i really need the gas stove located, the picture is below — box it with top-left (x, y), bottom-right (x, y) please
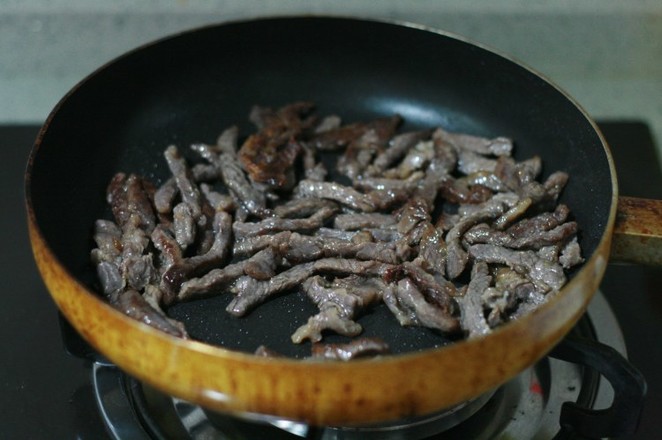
top-left (87, 292), bottom-right (639, 440)
top-left (3, 121), bottom-right (662, 439)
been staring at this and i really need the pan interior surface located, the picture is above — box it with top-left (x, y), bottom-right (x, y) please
top-left (28, 17), bottom-right (613, 358)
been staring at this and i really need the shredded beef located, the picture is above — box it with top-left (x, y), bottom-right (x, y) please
top-left (91, 102), bottom-right (583, 357)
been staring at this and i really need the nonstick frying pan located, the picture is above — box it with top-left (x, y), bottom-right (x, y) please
top-left (25, 16), bottom-right (662, 425)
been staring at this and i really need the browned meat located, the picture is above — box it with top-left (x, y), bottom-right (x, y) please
top-left (435, 127), bottom-right (513, 157)
top-left (232, 205), bottom-right (337, 238)
top-left (254, 345), bottom-right (285, 358)
top-left (164, 146), bottom-right (205, 226)
top-left (337, 115), bottom-right (402, 179)
top-left (382, 139), bottom-right (435, 179)
top-left (438, 176), bottom-right (493, 205)
top-left (333, 213), bottom-right (397, 231)
top-left (273, 198), bottom-right (338, 219)
top-left (178, 247), bottom-right (279, 300)
top-left (311, 337), bottom-right (390, 361)
top-left (107, 172), bottom-right (156, 233)
top-left (111, 289), bottom-right (187, 338)
top-left (92, 102), bottom-right (582, 350)
top-left (292, 275), bottom-right (384, 343)
top-left (445, 197), bottom-right (508, 279)
top-left (192, 142), bottom-right (270, 218)
top-left (367, 129), bottom-right (433, 176)
top-left (457, 262), bottom-right (492, 338)
top-left (281, 233), bottom-right (399, 265)
top-left (227, 262), bottom-right (316, 316)
top-left (238, 102), bottom-right (316, 189)
top-left (414, 223), bottom-right (447, 277)
top-left (468, 244), bottom-right (567, 293)
top-left (383, 277), bottom-right (458, 333)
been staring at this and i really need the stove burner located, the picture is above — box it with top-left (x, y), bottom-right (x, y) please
top-left (92, 293), bottom-right (642, 440)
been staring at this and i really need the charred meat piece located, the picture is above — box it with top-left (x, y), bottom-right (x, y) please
top-left (238, 102), bottom-right (316, 189)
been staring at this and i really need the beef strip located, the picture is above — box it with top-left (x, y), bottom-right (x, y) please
top-left (414, 223), bottom-right (447, 277)
top-left (200, 183), bottom-right (235, 212)
top-left (468, 244), bottom-right (566, 293)
top-left (301, 143), bottom-right (328, 181)
top-left (400, 261), bottom-right (459, 316)
top-left (294, 180), bottom-right (408, 213)
top-left (457, 262), bottom-right (492, 338)
top-left (445, 197), bottom-right (508, 279)
top-left (103, 174), bottom-right (160, 293)
top-left (238, 102), bottom-right (315, 189)
top-left (232, 205), bottom-right (337, 238)
top-left (382, 139), bottom-right (435, 180)
top-left (273, 198), bottom-right (338, 219)
top-left (291, 275), bottom-right (384, 343)
top-left (559, 237), bottom-right (584, 269)
top-left (383, 277), bottom-right (458, 333)
top-left (177, 247), bottom-right (278, 300)
top-left (107, 173), bottom-right (157, 233)
top-left (217, 257), bottom-right (393, 316)
top-left (438, 176), bottom-right (493, 205)
top-left (172, 202), bottom-right (196, 250)
top-left (352, 172), bottom-right (424, 193)
top-left (435, 127), bottom-right (513, 157)
top-left (281, 232), bottom-right (399, 265)
top-left (366, 129), bottom-right (433, 176)
top-left (232, 231), bottom-right (292, 258)
top-left (154, 177), bottom-right (178, 215)
top-left (164, 146), bottom-right (206, 227)
top-left (94, 260), bottom-right (124, 300)
top-left (158, 211), bottom-right (233, 300)
top-left (310, 337), bottom-right (390, 361)
top-left (333, 213), bottom-right (397, 231)
top-left (465, 221), bottom-right (579, 250)
top-left (336, 115), bottom-right (402, 179)
top-left (111, 289), bottom-right (187, 338)
top-left (227, 262), bottom-right (316, 316)
top-left (191, 142), bottom-right (271, 218)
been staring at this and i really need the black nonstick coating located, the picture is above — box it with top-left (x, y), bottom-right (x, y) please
top-left (28, 16), bottom-right (613, 358)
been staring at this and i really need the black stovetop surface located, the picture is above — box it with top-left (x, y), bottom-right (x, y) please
top-left (2, 121), bottom-right (661, 439)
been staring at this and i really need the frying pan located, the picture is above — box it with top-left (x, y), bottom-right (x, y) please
top-left (25, 16), bottom-right (662, 426)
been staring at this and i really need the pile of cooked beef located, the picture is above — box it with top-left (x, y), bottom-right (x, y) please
top-left (91, 101), bottom-right (583, 360)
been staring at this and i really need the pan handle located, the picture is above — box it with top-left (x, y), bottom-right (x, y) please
top-left (549, 335), bottom-right (646, 439)
top-left (611, 196), bottom-right (662, 265)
